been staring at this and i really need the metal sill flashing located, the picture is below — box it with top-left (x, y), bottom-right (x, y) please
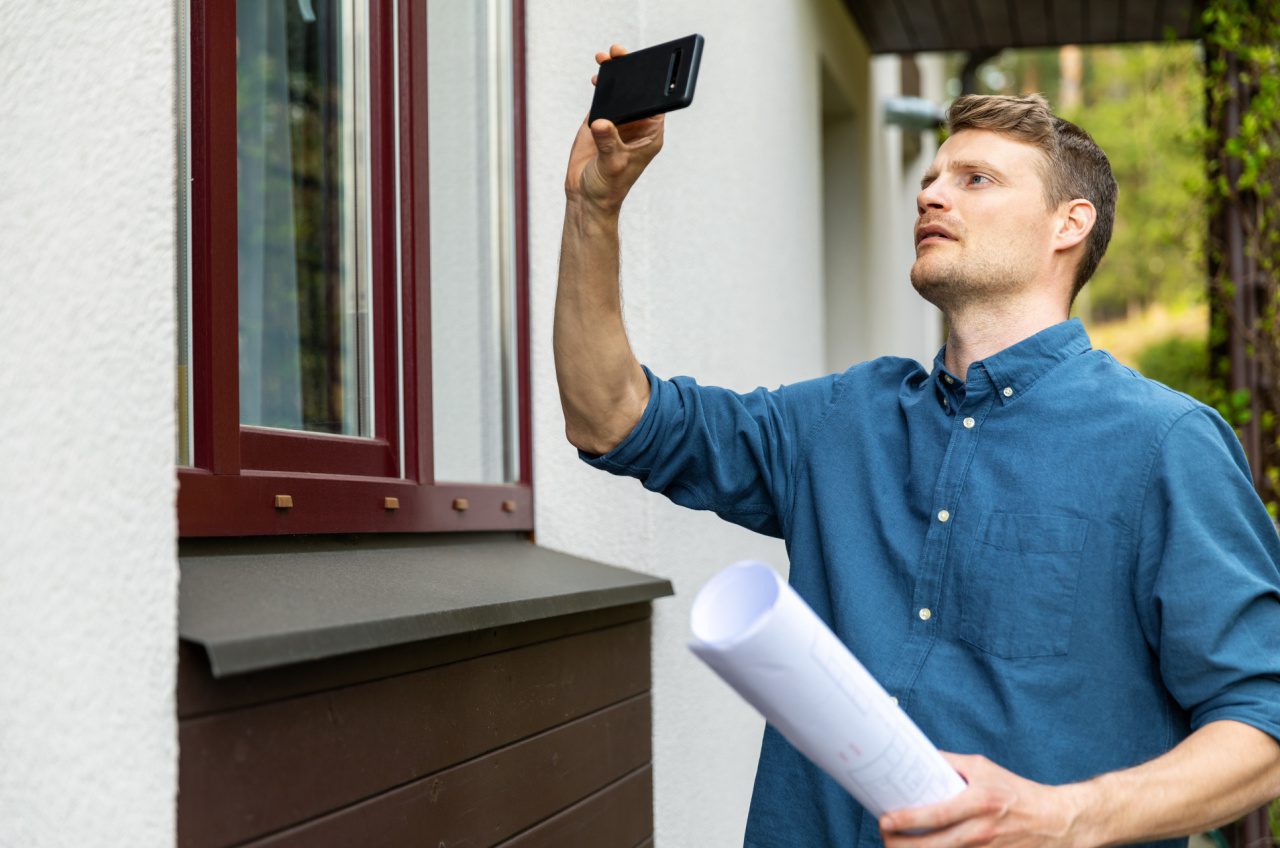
top-left (179, 533), bottom-right (674, 678)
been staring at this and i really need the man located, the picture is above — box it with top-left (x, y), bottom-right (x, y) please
top-left (555, 44), bottom-right (1280, 847)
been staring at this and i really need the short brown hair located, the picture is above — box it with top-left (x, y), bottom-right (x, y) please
top-left (946, 94), bottom-right (1117, 300)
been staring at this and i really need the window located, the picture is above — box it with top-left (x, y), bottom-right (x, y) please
top-left (178, 0), bottom-right (531, 536)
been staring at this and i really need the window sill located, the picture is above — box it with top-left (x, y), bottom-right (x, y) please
top-left (179, 533), bottom-right (673, 677)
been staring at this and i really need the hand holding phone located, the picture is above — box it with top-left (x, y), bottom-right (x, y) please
top-left (589, 34), bottom-right (704, 126)
top-left (565, 38), bottom-right (700, 215)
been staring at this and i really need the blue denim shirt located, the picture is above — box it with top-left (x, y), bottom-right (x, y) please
top-left (584, 319), bottom-right (1280, 848)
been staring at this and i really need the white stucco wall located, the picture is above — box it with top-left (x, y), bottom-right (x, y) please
top-left (0, 1), bottom-right (178, 845)
top-left (0, 0), bottom-right (942, 842)
top-left (857, 55), bottom-right (948, 368)
top-left (527, 1), bottom-right (940, 844)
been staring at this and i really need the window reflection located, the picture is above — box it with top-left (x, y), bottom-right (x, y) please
top-left (236, 0), bottom-right (372, 437)
top-left (429, 0), bottom-right (520, 483)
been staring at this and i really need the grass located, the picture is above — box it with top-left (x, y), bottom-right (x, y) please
top-left (1082, 301), bottom-right (1208, 370)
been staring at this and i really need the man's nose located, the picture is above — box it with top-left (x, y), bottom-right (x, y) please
top-left (917, 180), bottom-right (950, 215)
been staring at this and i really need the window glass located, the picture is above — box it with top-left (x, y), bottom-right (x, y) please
top-left (428, 0), bottom-right (520, 483)
top-left (236, 0), bottom-right (373, 436)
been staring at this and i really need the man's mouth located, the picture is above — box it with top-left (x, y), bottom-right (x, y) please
top-left (915, 224), bottom-right (957, 246)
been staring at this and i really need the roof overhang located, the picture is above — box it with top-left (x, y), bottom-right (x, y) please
top-left (843, 0), bottom-right (1206, 54)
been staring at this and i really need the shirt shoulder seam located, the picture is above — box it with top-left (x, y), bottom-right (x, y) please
top-left (782, 363), bottom-right (866, 534)
top-left (1129, 403), bottom-right (1212, 598)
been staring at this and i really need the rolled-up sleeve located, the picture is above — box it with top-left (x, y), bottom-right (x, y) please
top-left (1135, 406), bottom-right (1280, 742)
top-left (581, 365), bottom-right (841, 538)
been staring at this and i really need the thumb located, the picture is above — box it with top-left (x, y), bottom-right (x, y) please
top-left (590, 118), bottom-right (623, 155)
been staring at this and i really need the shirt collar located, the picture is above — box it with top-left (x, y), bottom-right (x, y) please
top-left (931, 318), bottom-right (1092, 408)
top-left (930, 350), bottom-right (964, 413)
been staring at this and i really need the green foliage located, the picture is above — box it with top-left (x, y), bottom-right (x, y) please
top-left (1199, 0), bottom-right (1280, 520)
top-left (1134, 335), bottom-right (1216, 403)
top-left (1063, 45), bottom-right (1208, 321)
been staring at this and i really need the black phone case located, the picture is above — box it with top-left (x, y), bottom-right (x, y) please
top-left (589, 34), bottom-right (704, 126)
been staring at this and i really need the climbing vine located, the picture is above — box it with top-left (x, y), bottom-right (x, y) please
top-left (1200, 0), bottom-right (1280, 520)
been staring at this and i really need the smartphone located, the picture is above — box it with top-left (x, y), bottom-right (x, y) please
top-left (589, 34), bottom-right (704, 126)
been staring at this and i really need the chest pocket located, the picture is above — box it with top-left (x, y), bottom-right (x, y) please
top-left (958, 512), bottom-right (1089, 659)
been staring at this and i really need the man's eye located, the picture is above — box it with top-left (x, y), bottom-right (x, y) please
top-left (968, 174), bottom-right (991, 185)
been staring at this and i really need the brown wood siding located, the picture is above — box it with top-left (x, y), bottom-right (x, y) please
top-left (178, 602), bottom-right (651, 717)
top-left (178, 605), bottom-right (656, 847)
top-left (496, 765), bottom-right (654, 848)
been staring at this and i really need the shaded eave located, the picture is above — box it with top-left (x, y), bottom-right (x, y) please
top-left (843, 0), bottom-right (1206, 54)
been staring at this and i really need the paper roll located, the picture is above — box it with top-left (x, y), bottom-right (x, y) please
top-left (689, 560), bottom-right (965, 817)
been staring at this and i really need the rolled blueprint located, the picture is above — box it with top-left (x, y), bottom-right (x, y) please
top-left (689, 560), bottom-right (966, 817)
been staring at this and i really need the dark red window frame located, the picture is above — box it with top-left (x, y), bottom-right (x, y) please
top-left (180, 0), bottom-right (532, 536)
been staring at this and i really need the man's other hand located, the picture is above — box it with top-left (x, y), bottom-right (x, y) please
top-left (565, 44), bottom-right (665, 216)
top-left (879, 753), bottom-right (1083, 848)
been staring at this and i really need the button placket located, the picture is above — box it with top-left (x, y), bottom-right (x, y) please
top-left (884, 388), bottom-right (996, 706)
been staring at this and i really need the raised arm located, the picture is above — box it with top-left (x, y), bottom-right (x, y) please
top-left (555, 45), bottom-right (663, 456)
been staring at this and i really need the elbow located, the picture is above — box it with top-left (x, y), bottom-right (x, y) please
top-left (564, 422), bottom-right (621, 457)
top-left (561, 377), bottom-right (648, 456)
top-left (1264, 737), bottom-right (1280, 800)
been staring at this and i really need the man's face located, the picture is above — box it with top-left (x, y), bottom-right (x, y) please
top-left (910, 129), bottom-right (1059, 311)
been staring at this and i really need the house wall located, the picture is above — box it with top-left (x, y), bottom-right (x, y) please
top-left (0, 0), bottom-right (941, 842)
top-left (526, 1), bottom-right (942, 844)
top-left (857, 54), bottom-right (948, 367)
top-left (0, 1), bottom-right (178, 846)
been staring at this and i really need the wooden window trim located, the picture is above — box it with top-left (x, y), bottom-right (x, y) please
top-left (179, 0), bottom-right (533, 536)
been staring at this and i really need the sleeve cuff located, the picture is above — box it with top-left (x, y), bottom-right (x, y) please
top-left (1190, 702), bottom-right (1280, 747)
top-left (579, 365), bottom-right (664, 471)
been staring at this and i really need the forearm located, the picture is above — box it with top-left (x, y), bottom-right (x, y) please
top-left (883, 722), bottom-right (1280, 846)
top-left (554, 198), bottom-right (649, 455)
top-left (1067, 720), bottom-right (1280, 846)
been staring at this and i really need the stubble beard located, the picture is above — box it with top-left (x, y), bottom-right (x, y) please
top-left (910, 247), bottom-right (1029, 313)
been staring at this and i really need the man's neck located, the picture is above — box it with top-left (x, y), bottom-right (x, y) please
top-left (942, 302), bottom-right (1070, 382)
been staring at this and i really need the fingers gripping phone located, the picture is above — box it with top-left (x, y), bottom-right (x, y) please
top-left (589, 34), bottom-right (704, 126)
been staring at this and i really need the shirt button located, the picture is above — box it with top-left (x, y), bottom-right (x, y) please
top-left (963, 416), bottom-right (975, 429)
top-left (944, 375), bottom-right (954, 385)
top-left (889, 696), bottom-right (899, 705)
top-left (918, 608), bottom-right (933, 621)
top-left (1002, 386), bottom-right (1014, 397)
top-left (937, 509), bottom-right (950, 522)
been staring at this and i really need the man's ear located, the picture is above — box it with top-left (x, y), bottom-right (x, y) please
top-left (1054, 198), bottom-right (1096, 254)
